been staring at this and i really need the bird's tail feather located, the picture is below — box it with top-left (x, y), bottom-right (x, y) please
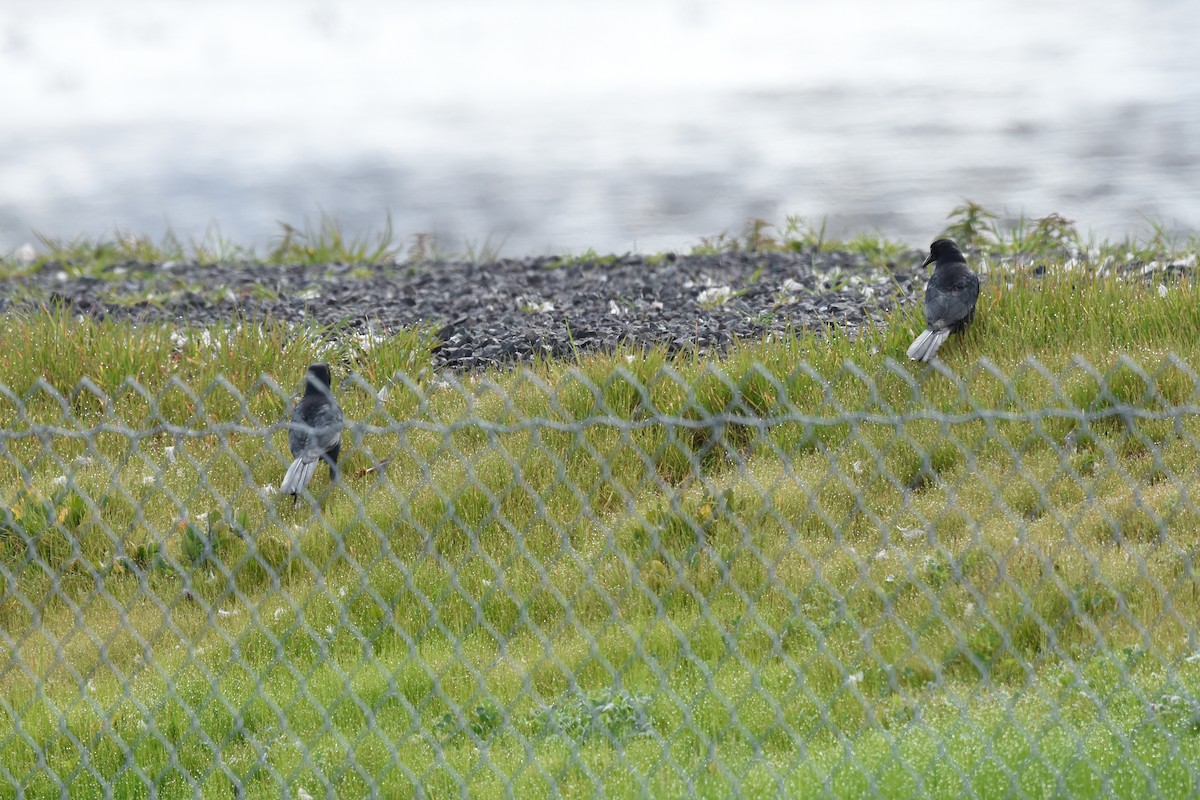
top-left (907, 329), bottom-right (951, 362)
top-left (280, 457), bottom-right (319, 498)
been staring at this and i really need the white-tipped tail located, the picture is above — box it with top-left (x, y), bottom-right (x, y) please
top-left (906, 328), bottom-right (950, 362)
top-left (280, 457), bottom-right (319, 497)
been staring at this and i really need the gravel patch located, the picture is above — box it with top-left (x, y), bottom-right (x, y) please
top-left (1, 251), bottom-right (930, 370)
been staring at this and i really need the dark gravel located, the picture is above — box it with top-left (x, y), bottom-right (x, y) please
top-left (2, 251), bottom-right (927, 370)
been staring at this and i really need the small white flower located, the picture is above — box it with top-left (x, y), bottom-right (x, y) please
top-left (217, 608), bottom-right (235, 618)
top-left (624, 355), bottom-right (635, 364)
top-left (52, 475), bottom-right (68, 487)
top-left (609, 300), bottom-right (622, 315)
top-left (141, 474), bottom-right (156, 486)
top-left (697, 286), bottom-right (734, 305)
top-left (356, 331), bottom-right (386, 351)
top-left (846, 671), bottom-right (863, 687)
top-left (1158, 284), bottom-right (1168, 298)
top-left (16, 243), bottom-right (36, 266)
top-left (165, 446), bottom-right (176, 463)
top-left (274, 608), bottom-right (285, 620)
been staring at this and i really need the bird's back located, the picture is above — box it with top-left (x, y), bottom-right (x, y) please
top-left (925, 261), bottom-right (979, 332)
top-left (289, 394), bottom-right (344, 458)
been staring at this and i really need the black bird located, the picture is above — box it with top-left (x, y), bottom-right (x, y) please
top-left (907, 238), bottom-right (980, 362)
top-left (280, 363), bottom-right (344, 503)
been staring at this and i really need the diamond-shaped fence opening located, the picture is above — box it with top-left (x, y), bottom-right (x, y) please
top-left (1, 358), bottom-right (1200, 797)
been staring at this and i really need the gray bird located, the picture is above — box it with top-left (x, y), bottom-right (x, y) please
top-left (280, 363), bottom-right (344, 503)
top-left (907, 238), bottom-right (980, 362)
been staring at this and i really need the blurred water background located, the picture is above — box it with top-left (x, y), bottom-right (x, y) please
top-left (1, 0), bottom-right (1197, 257)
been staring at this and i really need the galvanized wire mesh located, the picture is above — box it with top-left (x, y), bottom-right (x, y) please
top-left (2, 358), bottom-right (1200, 798)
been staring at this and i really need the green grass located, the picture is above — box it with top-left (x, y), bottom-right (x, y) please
top-left (2, 218), bottom-right (1200, 796)
top-left (688, 202), bottom-right (1199, 268)
top-left (6, 201), bottom-right (1197, 278)
top-left (1, 213), bottom-right (457, 276)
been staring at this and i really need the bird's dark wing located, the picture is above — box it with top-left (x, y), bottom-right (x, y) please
top-left (289, 397), bottom-right (344, 459)
top-left (924, 266), bottom-right (980, 331)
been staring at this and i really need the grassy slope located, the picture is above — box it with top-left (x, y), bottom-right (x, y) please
top-left (3, 212), bottom-right (1200, 798)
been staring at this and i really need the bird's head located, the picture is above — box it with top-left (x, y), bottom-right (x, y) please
top-left (304, 363), bottom-right (334, 395)
top-left (922, 238), bottom-right (965, 268)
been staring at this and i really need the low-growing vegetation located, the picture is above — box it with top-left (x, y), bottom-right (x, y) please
top-left (1, 207), bottom-right (1200, 797)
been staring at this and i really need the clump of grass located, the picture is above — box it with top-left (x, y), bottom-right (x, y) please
top-left (684, 202), bottom-right (1198, 272)
top-left (186, 223), bottom-right (257, 264)
top-left (28, 228), bottom-right (187, 275)
top-left (267, 212), bottom-right (402, 266)
top-left (691, 215), bottom-right (832, 255)
top-left (4, 216), bottom-right (413, 277)
top-left (545, 248), bottom-right (623, 269)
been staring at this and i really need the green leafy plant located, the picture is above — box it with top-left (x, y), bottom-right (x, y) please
top-left (943, 200), bottom-right (999, 249)
top-left (534, 690), bottom-right (652, 742)
top-left (435, 702), bottom-right (504, 740)
top-left (181, 514), bottom-right (241, 568)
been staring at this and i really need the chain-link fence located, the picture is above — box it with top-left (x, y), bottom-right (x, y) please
top-left (2, 358), bottom-right (1200, 798)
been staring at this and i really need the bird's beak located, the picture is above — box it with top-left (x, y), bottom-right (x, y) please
top-left (921, 253), bottom-right (936, 268)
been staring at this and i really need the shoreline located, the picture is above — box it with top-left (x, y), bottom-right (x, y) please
top-left (2, 211), bottom-right (1195, 371)
top-left (0, 250), bottom-right (922, 371)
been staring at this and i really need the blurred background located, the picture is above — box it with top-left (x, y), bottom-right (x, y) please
top-left (1, 0), bottom-right (1197, 257)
